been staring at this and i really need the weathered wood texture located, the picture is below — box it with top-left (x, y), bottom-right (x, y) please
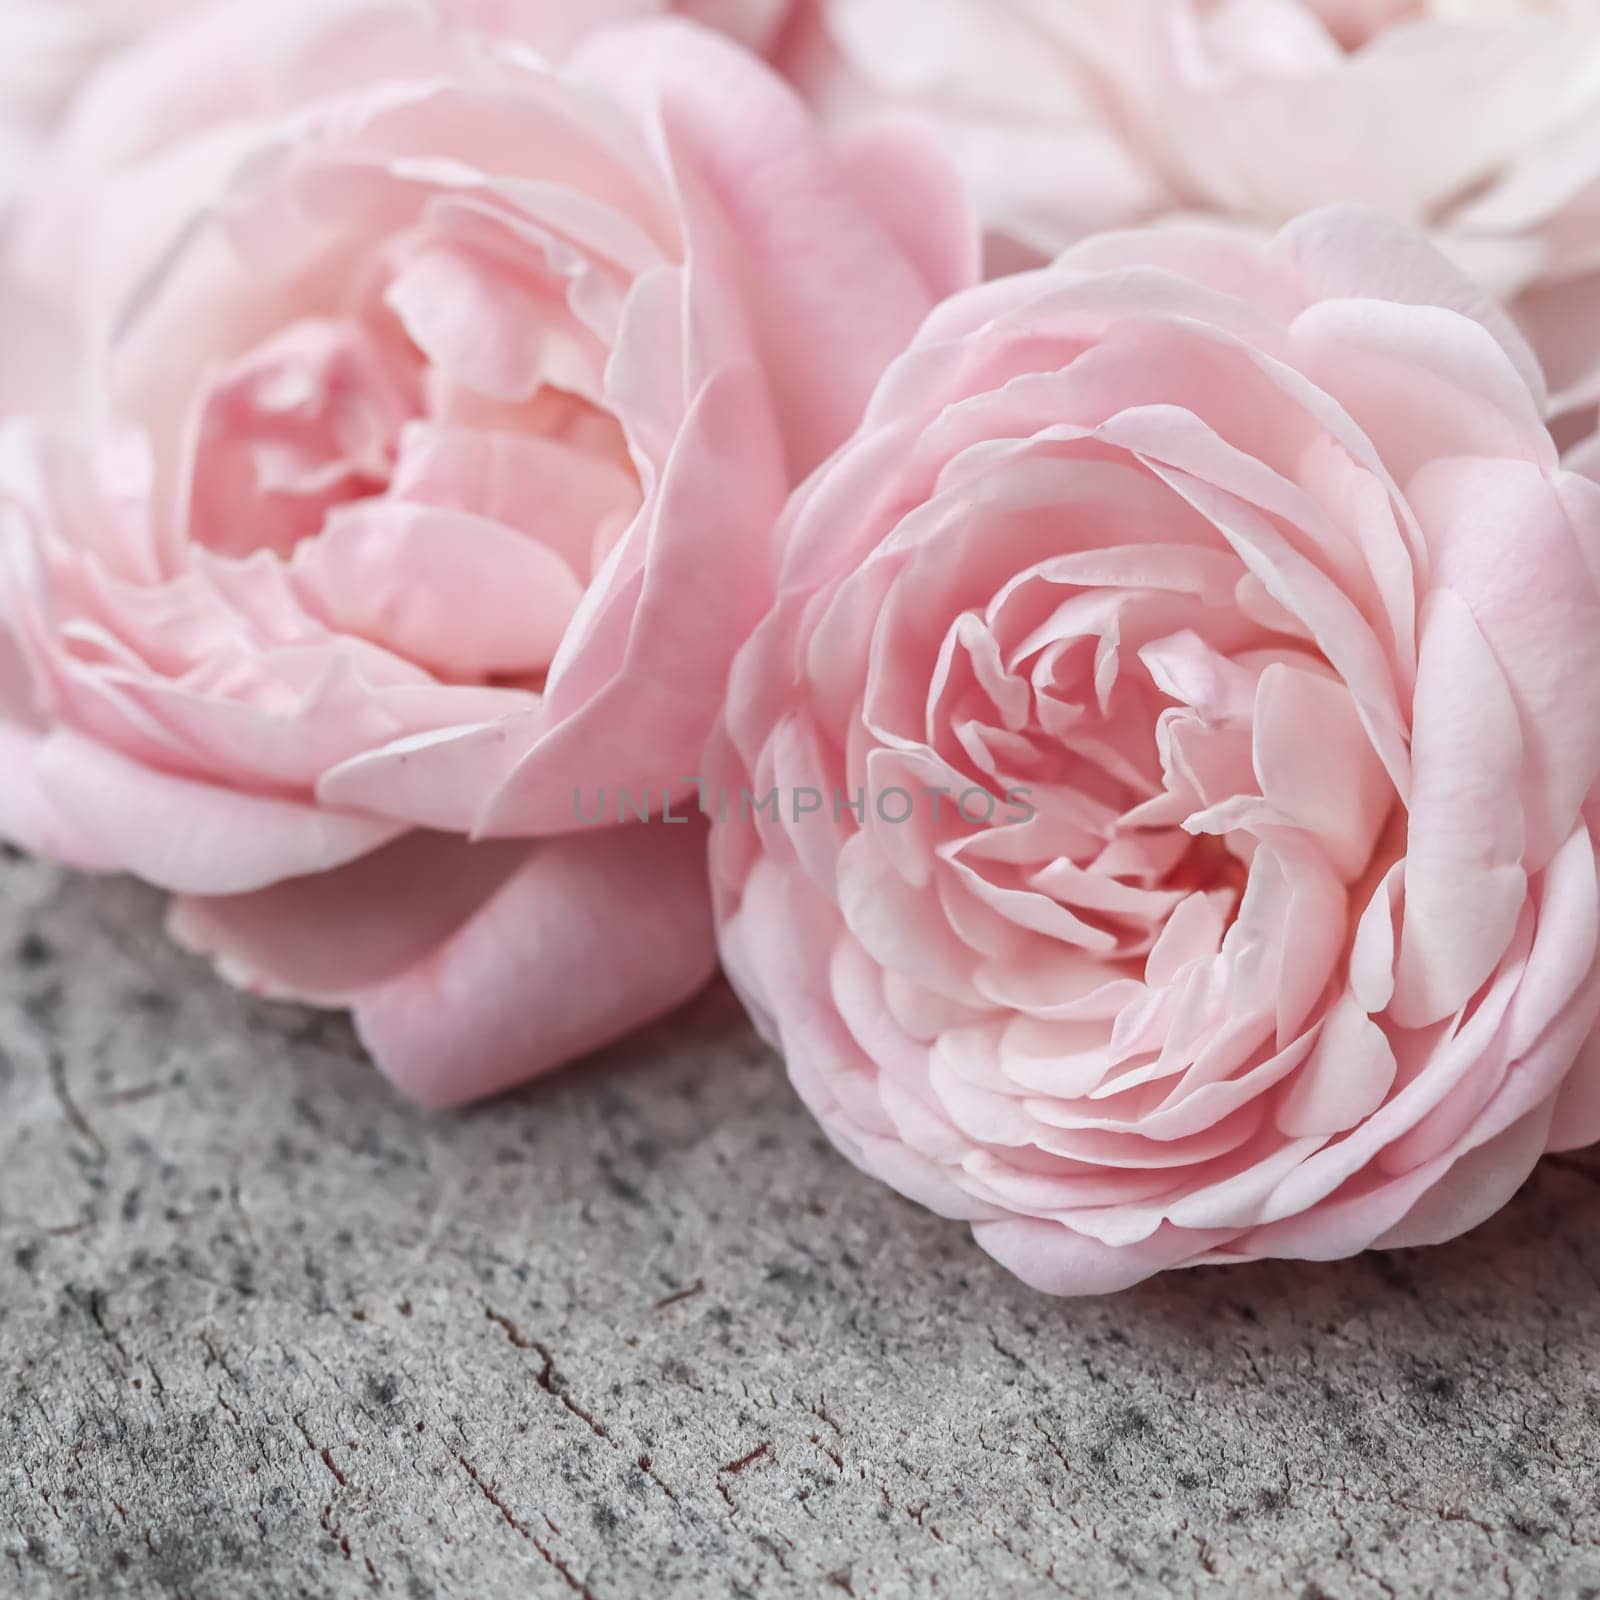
top-left (2, 852), bottom-right (1599, 1599)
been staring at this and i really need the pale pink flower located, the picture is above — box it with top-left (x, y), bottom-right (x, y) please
top-left (0, 1), bottom-right (972, 1104)
top-left (709, 209), bottom-right (1600, 1293)
top-left (798, 0), bottom-right (1600, 433)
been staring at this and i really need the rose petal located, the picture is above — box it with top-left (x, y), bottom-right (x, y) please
top-left (166, 831), bottom-right (535, 1004)
top-left (354, 820), bottom-right (717, 1107)
top-left (1393, 589), bottom-right (1528, 1028)
top-left (34, 726), bottom-right (402, 894)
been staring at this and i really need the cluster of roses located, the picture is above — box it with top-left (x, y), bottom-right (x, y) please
top-left (2, 0), bottom-right (1597, 1295)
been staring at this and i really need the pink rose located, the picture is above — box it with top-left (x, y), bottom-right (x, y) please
top-left (708, 208), bottom-right (1600, 1294)
top-left (7, 0), bottom-right (790, 303)
top-left (802, 0), bottom-right (1600, 434)
top-left (0, 3), bottom-right (972, 1105)
top-left (0, 0), bottom-right (792, 205)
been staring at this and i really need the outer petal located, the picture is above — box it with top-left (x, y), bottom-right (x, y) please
top-left (1274, 205), bottom-right (1548, 407)
top-left (1549, 1022), bottom-right (1600, 1153)
top-left (489, 362), bottom-right (787, 829)
top-left (973, 1216), bottom-right (1230, 1297)
top-left (572, 19), bottom-right (973, 475)
top-left (1373, 1105), bottom-right (1555, 1251)
top-left (166, 831), bottom-right (535, 1004)
top-left (0, 721), bottom-right (118, 870)
top-left (33, 727), bottom-right (403, 894)
top-left (835, 118), bottom-right (982, 307)
top-left (1392, 589), bottom-right (1529, 1028)
top-left (1410, 459), bottom-right (1600, 872)
top-left (353, 820), bottom-right (717, 1106)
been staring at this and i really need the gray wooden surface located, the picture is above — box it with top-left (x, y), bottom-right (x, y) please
top-left (2, 849), bottom-right (1599, 1599)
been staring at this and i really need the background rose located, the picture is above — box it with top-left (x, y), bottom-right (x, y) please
top-left (0, 1), bottom-right (972, 1105)
top-left (794, 0), bottom-right (1600, 441)
top-left (708, 207), bottom-right (1600, 1294)
top-left (6, 0), bottom-right (807, 320)
top-left (0, 0), bottom-right (795, 201)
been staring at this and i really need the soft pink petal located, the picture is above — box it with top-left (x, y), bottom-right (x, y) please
top-left (292, 500), bottom-right (585, 680)
top-left (1411, 459), bottom-right (1600, 872)
top-left (1275, 995), bottom-right (1396, 1138)
top-left (1392, 589), bottom-right (1528, 1029)
top-left (1548, 1023), bottom-right (1600, 1153)
top-left (0, 721), bottom-right (118, 870)
top-left (575, 19), bottom-right (969, 474)
top-left (389, 421), bottom-right (640, 581)
top-left (166, 831), bottom-right (535, 1005)
top-left (836, 118), bottom-right (981, 306)
top-left (33, 727), bottom-right (402, 894)
top-left (1251, 662), bottom-right (1394, 882)
top-left (483, 361), bottom-right (788, 832)
top-left (1373, 1103), bottom-right (1555, 1250)
top-left (1274, 206), bottom-right (1547, 406)
top-left (354, 820), bottom-right (717, 1106)
top-left (972, 1216), bottom-right (1229, 1296)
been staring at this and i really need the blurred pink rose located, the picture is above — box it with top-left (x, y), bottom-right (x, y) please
top-left (0, 1), bottom-right (972, 1105)
top-left (0, 0), bottom-right (794, 209)
top-left (800, 0), bottom-right (1600, 435)
top-left (708, 208), bottom-right (1600, 1294)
